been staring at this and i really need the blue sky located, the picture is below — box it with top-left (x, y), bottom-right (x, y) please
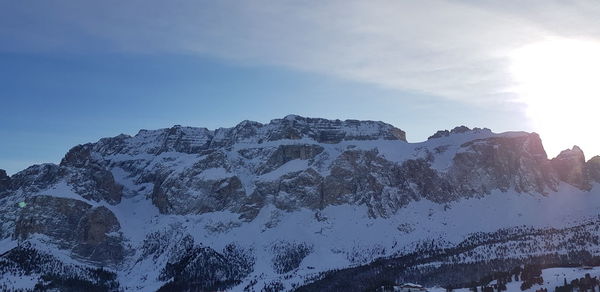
top-left (2, 1), bottom-right (599, 174)
top-left (0, 52), bottom-right (527, 174)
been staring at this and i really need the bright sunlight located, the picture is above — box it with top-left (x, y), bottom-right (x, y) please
top-left (510, 38), bottom-right (600, 159)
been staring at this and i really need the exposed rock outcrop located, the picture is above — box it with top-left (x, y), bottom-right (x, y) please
top-left (152, 172), bottom-right (245, 215)
top-left (428, 126), bottom-right (489, 140)
top-left (9, 164), bottom-right (61, 194)
top-left (94, 115), bottom-right (405, 158)
top-left (73, 206), bottom-right (123, 263)
top-left (551, 146), bottom-right (591, 190)
top-left (7, 151), bottom-right (123, 205)
top-left (65, 167), bottom-right (123, 204)
top-left (587, 156), bottom-right (600, 183)
top-left (14, 195), bottom-right (91, 243)
top-left (258, 115), bottom-right (407, 143)
top-left (258, 144), bottom-right (324, 175)
top-left (14, 195), bottom-right (123, 264)
top-left (61, 144), bottom-right (123, 204)
top-left (449, 133), bottom-right (558, 194)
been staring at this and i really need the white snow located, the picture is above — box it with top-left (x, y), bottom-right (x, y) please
top-left (428, 266), bottom-right (600, 292)
top-left (1, 274), bottom-right (38, 290)
top-left (199, 167), bottom-right (232, 180)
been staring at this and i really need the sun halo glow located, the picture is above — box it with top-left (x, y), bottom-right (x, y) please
top-left (510, 38), bottom-right (600, 159)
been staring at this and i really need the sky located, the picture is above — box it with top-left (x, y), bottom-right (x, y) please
top-left (1, 0), bottom-right (600, 175)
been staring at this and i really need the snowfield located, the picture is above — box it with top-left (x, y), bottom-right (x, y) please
top-left (429, 266), bottom-right (600, 292)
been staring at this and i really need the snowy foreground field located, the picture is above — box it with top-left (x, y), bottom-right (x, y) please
top-left (427, 267), bottom-right (600, 292)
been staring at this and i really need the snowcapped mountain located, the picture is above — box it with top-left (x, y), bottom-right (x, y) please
top-left (2, 115), bottom-right (600, 291)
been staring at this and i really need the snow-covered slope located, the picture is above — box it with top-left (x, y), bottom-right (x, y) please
top-left (426, 266), bottom-right (600, 292)
top-left (2, 115), bottom-right (600, 291)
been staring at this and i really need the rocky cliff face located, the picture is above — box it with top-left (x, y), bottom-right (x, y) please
top-left (2, 118), bottom-right (596, 239)
top-left (551, 146), bottom-right (591, 190)
top-left (448, 133), bottom-right (558, 195)
top-left (14, 195), bottom-right (124, 264)
top-left (587, 156), bottom-right (600, 182)
top-left (1, 116), bottom-right (599, 291)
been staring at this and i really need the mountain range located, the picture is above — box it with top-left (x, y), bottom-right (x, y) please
top-left (2, 115), bottom-right (600, 291)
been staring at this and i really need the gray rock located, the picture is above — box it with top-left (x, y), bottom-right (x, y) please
top-left (428, 126), bottom-right (490, 140)
top-left (145, 125), bottom-right (212, 154)
top-left (399, 158), bottom-right (454, 203)
top-left (94, 115), bottom-right (405, 157)
top-left (323, 149), bottom-right (390, 207)
top-left (61, 144), bottom-right (123, 204)
top-left (322, 149), bottom-right (413, 218)
top-left (73, 206), bottom-right (123, 264)
top-left (6, 148), bottom-right (123, 205)
top-left (428, 130), bottom-right (451, 140)
top-left (275, 168), bottom-right (324, 211)
top-left (61, 143), bottom-right (95, 168)
top-left (14, 195), bottom-right (123, 264)
top-left (152, 172), bottom-right (245, 215)
top-left (14, 195), bottom-right (91, 243)
top-left (262, 115), bottom-right (406, 143)
top-left (451, 125), bottom-right (472, 134)
top-left (449, 133), bottom-right (558, 195)
top-left (67, 167), bottom-right (123, 204)
top-left (228, 133), bottom-right (572, 220)
top-left (10, 164), bottom-right (61, 194)
top-left (551, 146), bottom-right (591, 190)
top-left (587, 156), bottom-right (600, 183)
top-left (258, 144), bottom-right (324, 175)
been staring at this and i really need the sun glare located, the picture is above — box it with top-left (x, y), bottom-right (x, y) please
top-left (510, 38), bottom-right (600, 159)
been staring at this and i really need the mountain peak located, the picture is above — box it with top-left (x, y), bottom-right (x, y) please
top-left (428, 125), bottom-right (491, 140)
top-left (283, 114), bottom-right (302, 121)
top-left (551, 145), bottom-right (589, 190)
top-left (103, 116), bottom-right (407, 156)
top-left (556, 145), bottom-right (585, 161)
top-left (265, 115), bottom-right (406, 143)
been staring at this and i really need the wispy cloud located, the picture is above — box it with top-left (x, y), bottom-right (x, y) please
top-left (1, 0), bottom-right (598, 104)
